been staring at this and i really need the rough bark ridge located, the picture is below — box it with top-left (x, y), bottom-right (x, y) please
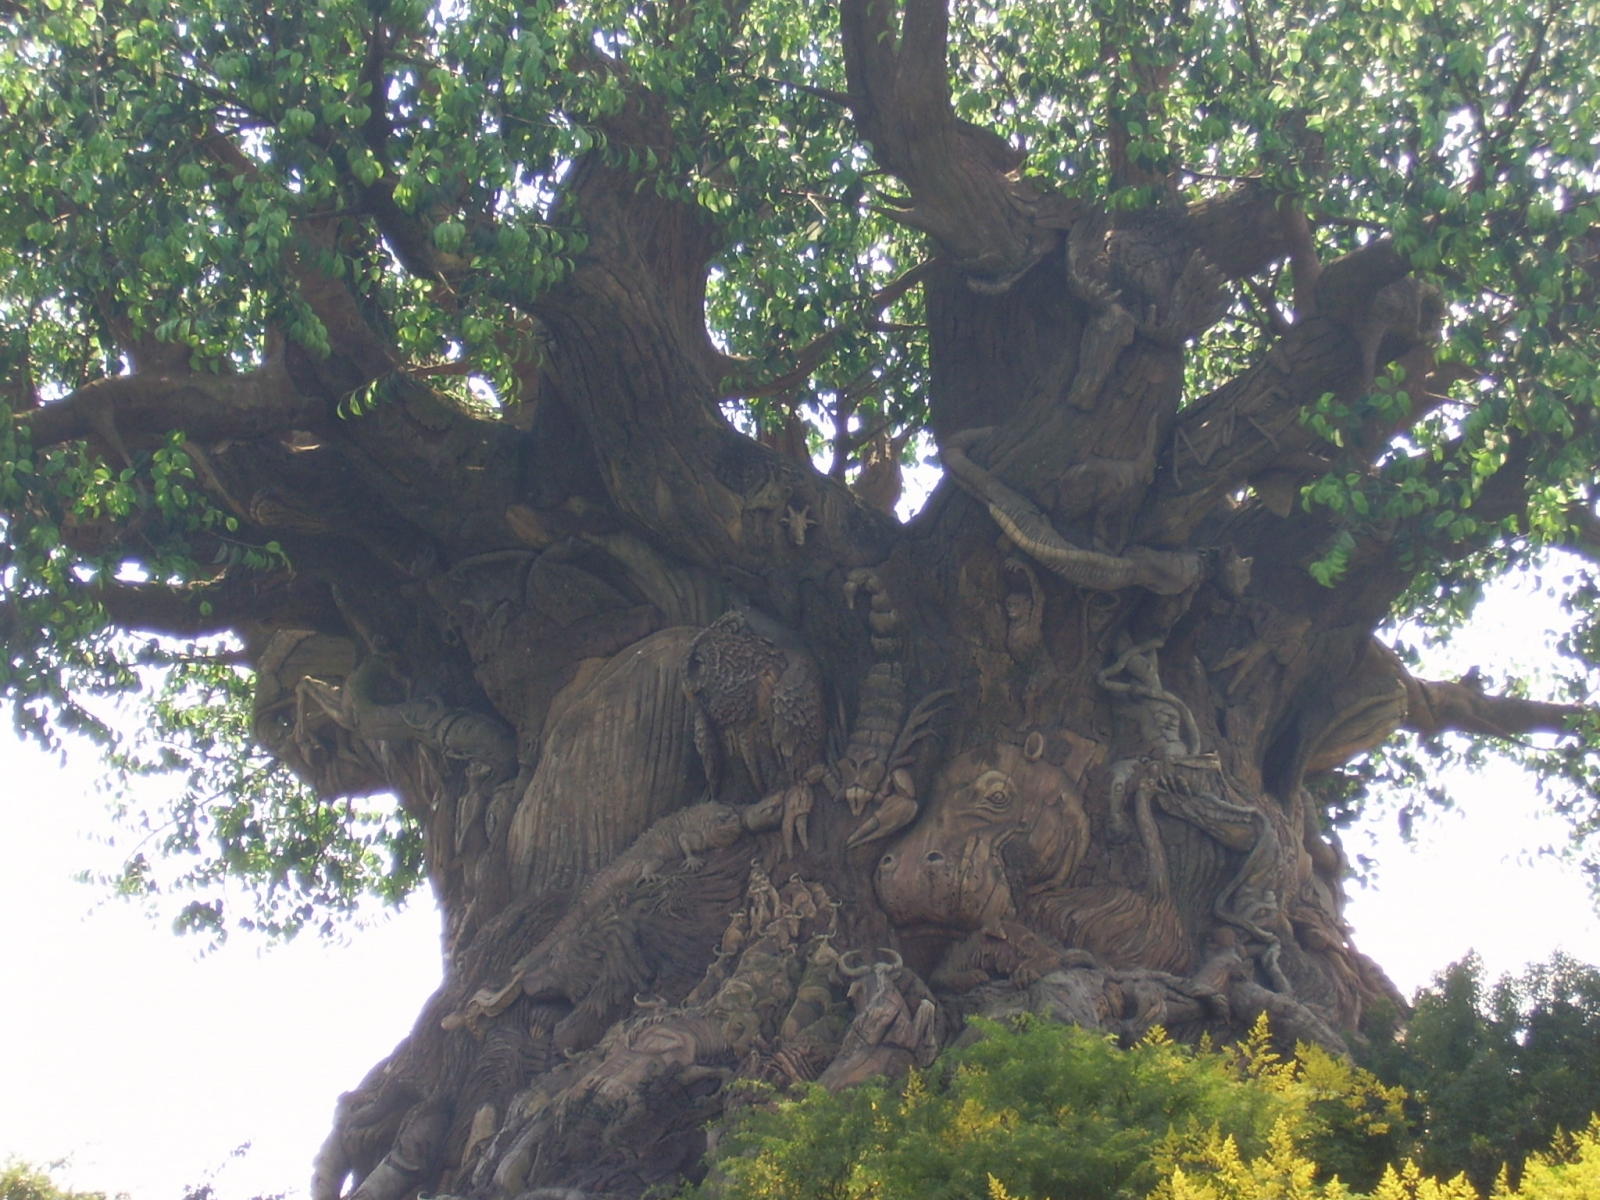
top-left (13, 4), bottom-right (1597, 1199)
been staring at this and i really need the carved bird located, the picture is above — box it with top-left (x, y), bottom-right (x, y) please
top-left (684, 608), bottom-right (826, 802)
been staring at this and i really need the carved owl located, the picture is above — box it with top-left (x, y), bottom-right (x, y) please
top-left (684, 608), bottom-right (826, 801)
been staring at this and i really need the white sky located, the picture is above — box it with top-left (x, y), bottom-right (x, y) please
top-left (1, 576), bottom-right (1598, 1200)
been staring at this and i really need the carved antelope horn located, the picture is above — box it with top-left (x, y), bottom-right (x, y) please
top-left (838, 950), bottom-right (872, 979)
top-left (841, 947), bottom-right (903, 977)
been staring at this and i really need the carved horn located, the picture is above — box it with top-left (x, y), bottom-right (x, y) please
top-left (838, 950), bottom-right (872, 979)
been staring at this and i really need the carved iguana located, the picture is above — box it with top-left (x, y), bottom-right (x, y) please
top-left (444, 800), bottom-right (781, 1037)
top-left (836, 569), bottom-right (953, 849)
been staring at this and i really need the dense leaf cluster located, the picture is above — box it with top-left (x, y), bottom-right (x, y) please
top-left (1363, 954), bottom-right (1600, 1192)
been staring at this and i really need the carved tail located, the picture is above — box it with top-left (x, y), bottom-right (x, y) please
top-left (940, 429), bottom-right (1204, 596)
top-left (838, 569), bottom-right (909, 817)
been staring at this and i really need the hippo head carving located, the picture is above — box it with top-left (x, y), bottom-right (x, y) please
top-left (874, 733), bottom-right (1089, 935)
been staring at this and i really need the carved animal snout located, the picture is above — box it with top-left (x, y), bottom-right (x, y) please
top-left (874, 830), bottom-right (1017, 934)
top-left (874, 848), bottom-right (944, 872)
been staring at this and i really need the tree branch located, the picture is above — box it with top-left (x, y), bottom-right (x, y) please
top-left (0, 571), bottom-right (340, 644)
top-left (1142, 252), bottom-right (1440, 543)
top-left (1181, 183), bottom-right (1296, 283)
top-left (722, 259), bottom-right (935, 399)
top-left (15, 366), bottom-right (324, 453)
top-left (1402, 672), bottom-right (1591, 742)
top-left (200, 130), bottom-right (396, 391)
top-left (840, 0), bottom-right (1069, 290)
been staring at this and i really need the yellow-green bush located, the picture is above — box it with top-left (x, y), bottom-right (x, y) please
top-left (689, 1017), bottom-right (1600, 1200)
top-left (1147, 1117), bottom-right (1600, 1200)
top-left (689, 1016), bottom-right (1404, 1200)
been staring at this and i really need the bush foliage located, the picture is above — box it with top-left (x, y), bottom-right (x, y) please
top-left (691, 1011), bottom-right (1600, 1200)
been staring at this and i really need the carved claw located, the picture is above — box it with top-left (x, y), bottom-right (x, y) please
top-left (780, 782), bottom-right (813, 859)
top-left (837, 756), bottom-right (886, 816)
top-left (845, 780), bottom-right (919, 850)
top-left (440, 978), bottom-right (522, 1035)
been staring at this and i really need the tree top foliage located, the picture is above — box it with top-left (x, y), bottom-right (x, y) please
top-left (3, 0), bottom-right (1600, 933)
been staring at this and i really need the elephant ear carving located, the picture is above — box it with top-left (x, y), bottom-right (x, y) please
top-left (506, 627), bottom-right (702, 895)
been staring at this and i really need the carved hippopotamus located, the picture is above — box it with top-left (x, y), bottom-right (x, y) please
top-left (874, 733), bottom-right (1090, 936)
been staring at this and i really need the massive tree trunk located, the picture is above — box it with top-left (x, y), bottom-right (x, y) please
top-left (12, 5), bottom-right (1596, 1199)
top-left (251, 222), bottom-right (1452, 1195)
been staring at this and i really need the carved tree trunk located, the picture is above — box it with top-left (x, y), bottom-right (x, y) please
top-left (27, 13), bottom-right (1587, 1199)
top-left (266, 227), bottom-right (1430, 1200)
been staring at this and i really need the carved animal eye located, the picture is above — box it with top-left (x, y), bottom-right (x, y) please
top-left (981, 785), bottom-right (1013, 810)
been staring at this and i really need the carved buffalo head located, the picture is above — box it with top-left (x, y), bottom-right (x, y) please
top-left (874, 733), bottom-right (1089, 935)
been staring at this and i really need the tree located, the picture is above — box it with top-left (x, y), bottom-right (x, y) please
top-left (1, 1161), bottom-right (106, 1200)
top-left (686, 1015), bottom-right (1600, 1200)
top-left (1366, 954), bottom-right (1600, 1191)
top-left (692, 1017), bottom-right (1408, 1200)
top-left (4, 0), bottom-right (1600, 1196)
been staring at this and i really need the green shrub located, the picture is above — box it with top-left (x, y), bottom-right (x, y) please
top-left (690, 1016), bottom-right (1404, 1200)
top-left (0, 1161), bottom-right (105, 1200)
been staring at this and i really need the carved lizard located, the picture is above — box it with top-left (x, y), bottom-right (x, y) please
top-left (940, 429), bottom-right (1207, 596)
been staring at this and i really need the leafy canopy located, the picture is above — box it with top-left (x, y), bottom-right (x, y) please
top-left (3, 0), bottom-right (1600, 932)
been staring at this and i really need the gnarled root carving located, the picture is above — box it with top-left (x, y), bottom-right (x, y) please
top-left (444, 801), bottom-right (766, 1050)
top-left (478, 872), bottom-right (878, 1197)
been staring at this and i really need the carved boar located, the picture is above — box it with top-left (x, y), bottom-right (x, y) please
top-left (874, 734), bottom-right (1089, 935)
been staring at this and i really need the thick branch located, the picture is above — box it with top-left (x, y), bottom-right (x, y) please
top-left (1182, 183), bottom-right (1298, 283)
top-left (722, 260), bottom-right (935, 399)
top-left (1402, 673), bottom-right (1591, 742)
top-left (509, 74), bottom-right (900, 576)
top-left (201, 131), bottom-right (396, 391)
top-left (1143, 257), bottom-right (1440, 543)
top-left (0, 572), bottom-right (339, 643)
top-left (1300, 639), bottom-right (1592, 776)
top-left (15, 366), bottom-right (324, 452)
top-left (841, 0), bottom-right (1066, 290)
